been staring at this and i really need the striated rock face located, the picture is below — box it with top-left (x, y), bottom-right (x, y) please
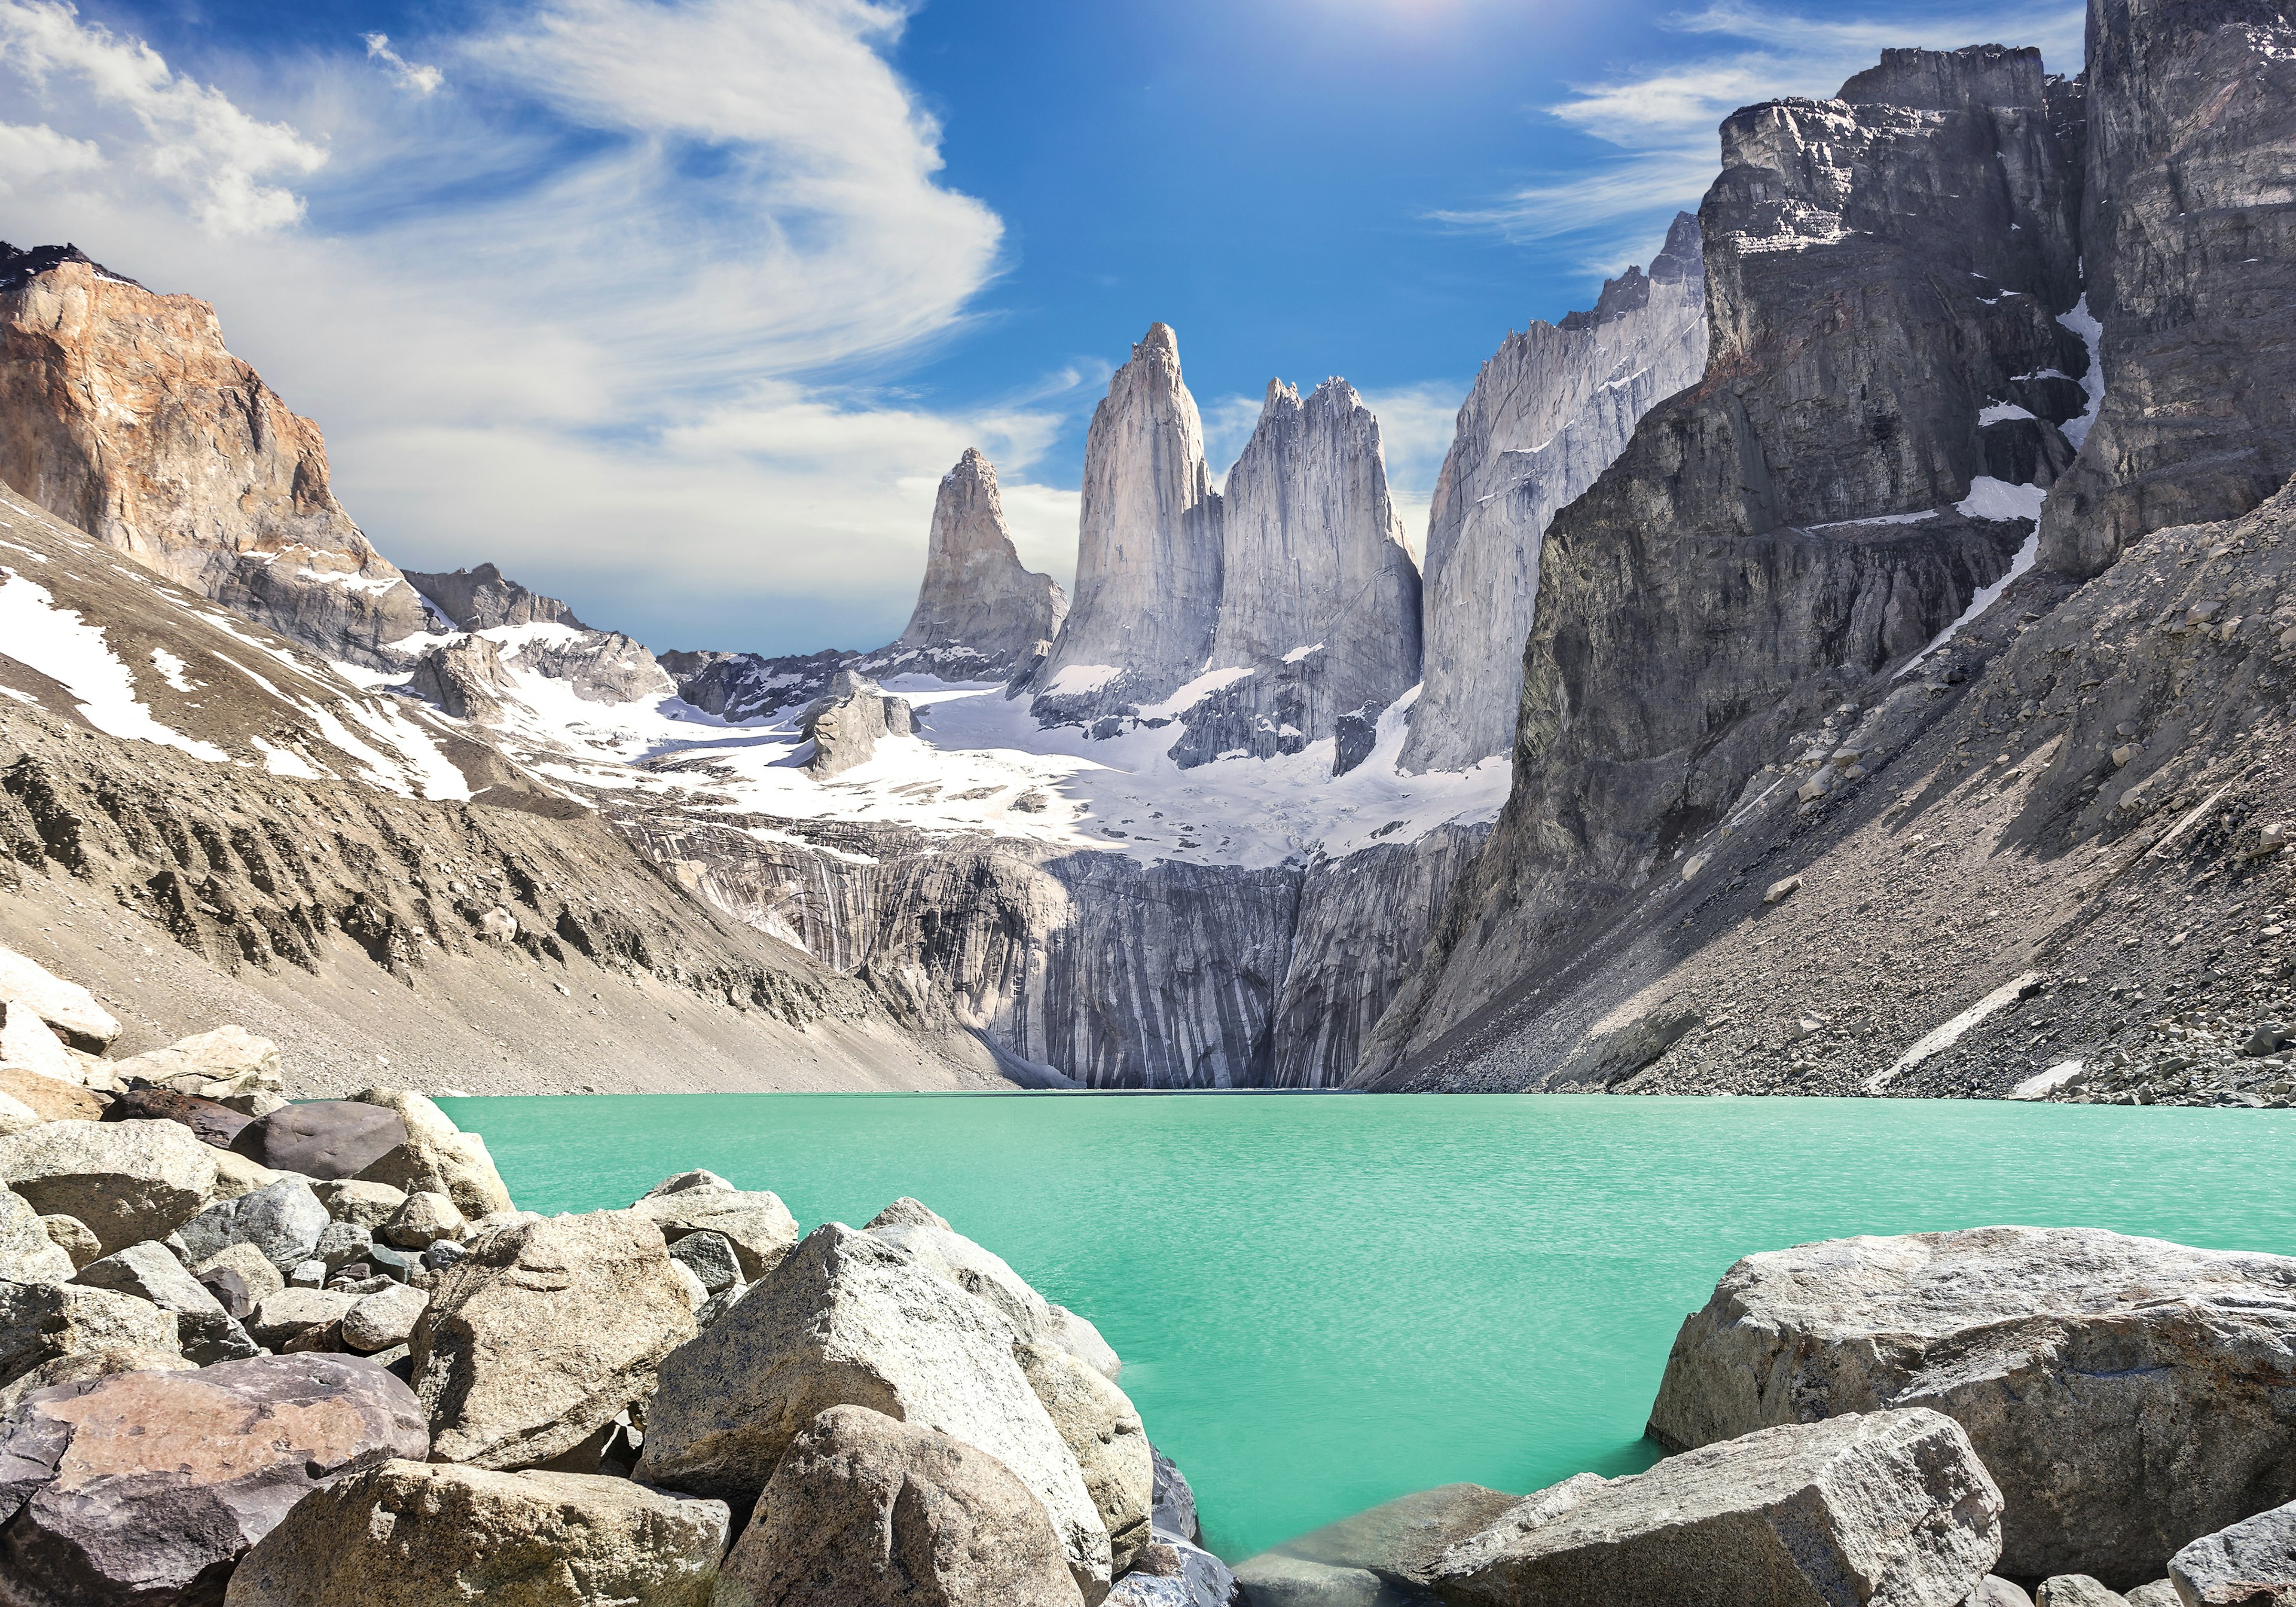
top-left (402, 563), bottom-right (587, 633)
top-left (0, 246), bottom-right (430, 667)
top-left (1364, 47), bottom-right (2083, 1077)
top-left (1032, 325), bottom-right (1224, 722)
top-left (1400, 213), bottom-right (1709, 774)
top-left (894, 449), bottom-right (1068, 679)
top-left (1183, 380), bottom-right (1421, 773)
top-left (2039, 3), bottom-right (2296, 578)
top-left (404, 636), bottom-right (518, 723)
top-left (798, 671), bottom-right (916, 780)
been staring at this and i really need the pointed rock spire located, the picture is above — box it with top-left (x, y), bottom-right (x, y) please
top-left (896, 448), bottom-right (1067, 676)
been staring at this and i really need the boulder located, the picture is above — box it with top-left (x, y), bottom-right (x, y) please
top-left (0, 1092), bottom-right (45, 1138)
top-left (1647, 1227), bottom-right (2296, 1585)
top-left (195, 1242), bottom-right (285, 1312)
top-left (379, 1190), bottom-right (465, 1249)
top-left (1251, 1482), bottom-right (1521, 1595)
top-left (1430, 1410), bottom-right (2002, 1607)
top-left (0, 1343), bottom-right (191, 1416)
top-left (310, 1178), bottom-right (407, 1229)
top-left (73, 1240), bottom-right (257, 1364)
top-left (2169, 1499), bottom-right (2296, 1606)
top-left (0, 1120), bottom-right (216, 1256)
top-left (0, 1354), bottom-right (427, 1606)
top-left (1152, 1446), bottom-right (1201, 1544)
top-left (102, 1087), bottom-right (251, 1149)
top-left (1972, 1580), bottom-right (2038, 1607)
top-left (230, 1100), bottom-right (406, 1180)
top-left (629, 1170), bottom-right (797, 1282)
top-left (0, 1280), bottom-right (178, 1386)
top-left (411, 1209), bottom-right (695, 1471)
top-left (2037, 1581), bottom-right (2130, 1607)
top-left (0, 1000), bottom-right (83, 1085)
top-left (637, 1221), bottom-right (1109, 1599)
top-left (0, 1189), bottom-right (74, 1284)
top-left (247, 1287), bottom-right (358, 1349)
top-left (36, 1214), bottom-right (98, 1273)
top-left (866, 1197), bottom-right (1120, 1378)
top-left (177, 1177), bottom-right (328, 1273)
top-left (340, 1283), bottom-right (428, 1355)
top-left (1106, 1541), bottom-right (1244, 1607)
top-left (0, 944), bottom-right (119, 1050)
top-left (347, 1089), bottom-right (513, 1218)
top-left (1018, 1341), bottom-right (1153, 1576)
top-left (667, 1229), bottom-right (740, 1294)
top-left (0, 1067), bottom-right (103, 1125)
top-left (207, 1150), bottom-right (283, 1203)
top-left (1229, 1553), bottom-right (1396, 1606)
top-left (221, 1459), bottom-right (727, 1607)
top-left (313, 1221), bottom-right (375, 1272)
top-left (109, 1025), bottom-right (285, 1113)
top-left (713, 1404), bottom-right (1085, 1607)
top-left (2120, 1587), bottom-right (2178, 1607)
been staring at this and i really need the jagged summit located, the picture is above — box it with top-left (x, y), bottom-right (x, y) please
top-left (893, 447), bottom-right (1067, 677)
top-left (0, 241), bottom-right (140, 291)
top-left (405, 561), bottom-right (589, 633)
top-left (1561, 212), bottom-right (1700, 331)
top-left (1838, 43), bottom-right (2045, 109)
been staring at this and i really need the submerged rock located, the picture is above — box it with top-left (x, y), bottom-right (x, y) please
top-left (1647, 1227), bottom-right (2296, 1585)
top-left (1432, 1410), bottom-right (2001, 1606)
top-left (713, 1404), bottom-right (1085, 1607)
top-left (1104, 1540), bottom-right (1244, 1607)
top-left (1248, 1482), bottom-right (1519, 1596)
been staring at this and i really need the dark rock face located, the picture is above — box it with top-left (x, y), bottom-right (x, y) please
top-left (177, 1178), bottom-right (330, 1276)
top-left (2039, 2), bottom-right (2296, 578)
top-left (1364, 47), bottom-right (2083, 1077)
top-left (229, 1103), bottom-right (407, 1183)
top-left (102, 1090), bottom-right (249, 1150)
top-left (402, 562), bottom-right (587, 633)
top-left (894, 448), bottom-right (1068, 680)
top-left (0, 1354), bottom-right (428, 1607)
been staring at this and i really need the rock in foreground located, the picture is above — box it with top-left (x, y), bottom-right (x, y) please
top-left (712, 1404), bottom-right (1084, 1607)
top-left (2169, 1499), bottom-right (2296, 1607)
top-left (1431, 1410), bottom-right (2001, 1607)
top-left (222, 1459), bottom-right (728, 1607)
top-left (0, 1120), bottom-right (218, 1255)
top-left (1647, 1228), bottom-right (2296, 1585)
top-left (0, 1354), bottom-right (427, 1606)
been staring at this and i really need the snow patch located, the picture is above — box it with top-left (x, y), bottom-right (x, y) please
top-left (1040, 663), bottom-right (1121, 697)
top-left (2010, 1060), bottom-right (2085, 1100)
top-left (1895, 526), bottom-right (2039, 677)
top-left (2056, 295), bottom-right (2105, 448)
top-left (1136, 666), bottom-right (1254, 721)
top-left (252, 737), bottom-right (328, 780)
top-left (1978, 402), bottom-right (2037, 424)
top-left (0, 570), bottom-right (227, 760)
top-left (1867, 972), bottom-right (2042, 1092)
top-left (1281, 642), bottom-right (1326, 664)
top-left (1956, 477), bottom-right (2048, 523)
top-left (149, 647), bottom-right (194, 691)
top-left (1807, 509), bottom-right (1938, 532)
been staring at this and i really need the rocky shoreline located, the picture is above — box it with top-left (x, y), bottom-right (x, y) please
top-left (3, 936), bottom-right (2294, 1605)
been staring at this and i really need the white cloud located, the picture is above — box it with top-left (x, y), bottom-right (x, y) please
top-left (0, 0), bottom-right (325, 233)
top-left (362, 33), bottom-right (443, 96)
top-left (1436, 1), bottom-right (2086, 250)
top-left (0, 118), bottom-right (100, 185)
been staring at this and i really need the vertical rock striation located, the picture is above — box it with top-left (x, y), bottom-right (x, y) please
top-left (0, 245), bottom-right (431, 667)
top-left (1032, 324), bottom-right (1223, 723)
top-left (2038, 1), bottom-right (2296, 578)
top-left (892, 448), bottom-right (1068, 680)
top-left (1176, 379), bottom-right (1421, 773)
top-left (1364, 45), bottom-right (2087, 1077)
top-left (1400, 214), bottom-right (1710, 774)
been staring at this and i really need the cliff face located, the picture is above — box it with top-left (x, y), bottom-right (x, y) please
top-left (1400, 215), bottom-right (1709, 775)
top-left (1364, 45), bottom-right (2088, 1075)
top-left (1180, 379), bottom-right (1421, 773)
top-left (2038, 1), bottom-right (2296, 577)
top-left (892, 448), bottom-right (1068, 680)
top-left (1031, 324), bottom-right (1224, 721)
top-left (404, 563), bottom-right (588, 633)
top-left (0, 247), bottom-right (430, 667)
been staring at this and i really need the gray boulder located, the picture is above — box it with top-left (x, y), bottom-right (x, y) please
top-left (1972, 1579), bottom-right (2038, 1607)
top-left (339, 1282), bottom-right (428, 1355)
top-left (1017, 1340), bottom-right (1153, 1575)
top-left (109, 1025), bottom-right (285, 1114)
top-left (230, 1100), bottom-right (406, 1181)
top-left (310, 1178), bottom-right (408, 1230)
top-left (0, 1354), bottom-right (427, 1606)
top-left (2037, 1581), bottom-right (2130, 1607)
top-left (0, 1119), bottom-right (217, 1255)
top-left (411, 1209), bottom-right (695, 1470)
top-left (1152, 1445), bottom-right (1200, 1544)
top-left (247, 1286), bottom-right (358, 1349)
top-left (222, 1459), bottom-right (728, 1607)
top-left (313, 1220), bottom-right (375, 1272)
top-left (36, 1214), bottom-right (99, 1272)
top-left (176, 1176), bottom-right (329, 1273)
top-left (2120, 1587), bottom-right (2176, 1607)
top-left (2169, 1498), bottom-right (2296, 1607)
top-left (0, 1187), bottom-right (73, 1285)
top-left (637, 1221), bottom-right (1108, 1599)
top-left (379, 1189), bottom-right (465, 1249)
top-left (1431, 1410), bottom-right (2002, 1607)
top-left (1229, 1553), bottom-right (1400, 1606)
top-left (0, 1279), bottom-right (178, 1386)
top-left (711, 1403), bottom-right (1085, 1607)
top-left (0, 943), bottom-right (120, 1051)
top-left (866, 1197), bottom-right (1120, 1378)
top-left (629, 1170), bottom-right (799, 1284)
top-left (347, 1089), bottom-right (514, 1217)
top-left (1106, 1540), bottom-right (1244, 1607)
top-left (668, 1229), bottom-right (740, 1294)
top-left (1250, 1482), bottom-right (1519, 1596)
top-left (1648, 1227), bottom-right (2296, 1585)
top-left (72, 1239), bottom-right (257, 1364)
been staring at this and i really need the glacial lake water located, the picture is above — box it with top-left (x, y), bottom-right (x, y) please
top-left (437, 1092), bottom-right (2296, 1562)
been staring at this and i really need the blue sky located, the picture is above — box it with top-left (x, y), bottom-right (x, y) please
top-left (1, 0), bottom-right (2082, 655)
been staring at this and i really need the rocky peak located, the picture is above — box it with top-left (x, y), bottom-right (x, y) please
top-left (1180, 376), bottom-right (1421, 773)
top-left (404, 563), bottom-right (588, 633)
top-left (799, 670), bottom-right (916, 780)
top-left (0, 248), bottom-right (429, 667)
top-left (1030, 322), bottom-right (1223, 722)
top-left (1837, 43), bottom-right (2046, 111)
top-left (894, 448), bottom-right (1067, 679)
top-left (1399, 215), bottom-right (1710, 774)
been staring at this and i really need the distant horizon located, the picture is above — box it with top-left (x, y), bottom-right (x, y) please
top-left (1, 0), bottom-right (2081, 657)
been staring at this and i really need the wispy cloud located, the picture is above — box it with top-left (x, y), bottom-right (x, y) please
top-left (361, 33), bottom-right (442, 96)
top-left (1435, 1), bottom-right (2085, 261)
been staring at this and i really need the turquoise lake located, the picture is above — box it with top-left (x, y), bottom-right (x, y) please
top-left (435, 1092), bottom-right (2296, 1562)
